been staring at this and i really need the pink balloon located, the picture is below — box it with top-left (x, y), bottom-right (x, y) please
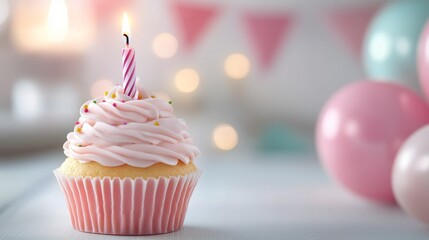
top-left (317, 81), bottom-right (429, 203)
top-left (419, 20), bottom-right (429, 99)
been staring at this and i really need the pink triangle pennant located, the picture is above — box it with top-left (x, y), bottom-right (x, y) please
top-left (92, 0), bottom-right (134, 20)
top-left (325, 4), bottom-right (382, 58)
top-left (242, 11), bottom-right (295, 71)
top-left (171, 2), bottom-right (219, 52)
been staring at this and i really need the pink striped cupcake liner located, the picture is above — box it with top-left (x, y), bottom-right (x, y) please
top-left (54, 169), bottom-right (201, 235)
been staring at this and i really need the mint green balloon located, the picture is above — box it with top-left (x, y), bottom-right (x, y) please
top-left (363, 0), bottom-right (429, 90)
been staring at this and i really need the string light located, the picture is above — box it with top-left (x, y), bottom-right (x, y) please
top-left (224, 53), bottom-right (250, 80)
top-left (174, 68), bottom-right (200, 93)
top-left (91, 79), bottom-right (114, 98)
top-left (212, 124), bottom-right (239, 151)
top-left (152, 33), bottom-right (178, 59)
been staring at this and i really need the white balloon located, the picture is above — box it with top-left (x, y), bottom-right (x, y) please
top-left (393, 124), bottom-right (429, 224)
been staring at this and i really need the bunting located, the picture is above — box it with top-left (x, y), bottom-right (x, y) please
top-left (171, 2), bottom-right (220, 52)
top-left (324, 4), bottom-right (382, 58)
top-left (93, 0), bottom-right (134, 20)
top-left (242, 11), bottom-right (294, 70)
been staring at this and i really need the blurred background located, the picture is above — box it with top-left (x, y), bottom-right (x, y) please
top-left (7, 0), bottom-right (429, 238)
top-left (0, 0), bottom-right (386, 155)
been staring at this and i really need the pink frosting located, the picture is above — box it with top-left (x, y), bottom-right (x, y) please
top-left (63, 84), bottom-right (200, 167)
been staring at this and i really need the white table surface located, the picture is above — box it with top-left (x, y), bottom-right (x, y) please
top-left (1, 150), bottom-right (429, 240)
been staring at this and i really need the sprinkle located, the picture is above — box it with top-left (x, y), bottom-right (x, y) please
top-left (76, 128), bottom-right (82, 133)
top-left (122, 100), bottom-right (125, 103)
top-left (75, 121), bottom-right (79, 125)
top-left (78, 145), bottom-right (82, 147)
top-left (138, 93), bottom-right (143, 100)
top-left (168, 100), bottom-right (172, 104)
top-left (151, 95), bottom-right (156, 98)
top-left (104, 91), bottom-right (108, 96)
top-left (103, 100), bottom-right (106, 102)
top-left (113, 103), bottom-right (117, 107)
top-left (154, 121), bottom-right (160, 126)
top-left (84, 108), bottom-right (89, 113)
top-left (93, 100), bottom-right (96, 104)
top-left (112, 93), bottom-right (116, 99)
top-left (124, 122), bottom-right (128, 125)
top-left (83, 104), bottom-right (88, 109)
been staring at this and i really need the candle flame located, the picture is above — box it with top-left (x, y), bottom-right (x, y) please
top-left (122, 12), bottom-right (131, 36)
top-left (47, 0), bottom-right (68, 42)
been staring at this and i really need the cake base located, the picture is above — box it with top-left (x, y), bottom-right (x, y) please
top-left (60, 158), bottom-right (197, 179)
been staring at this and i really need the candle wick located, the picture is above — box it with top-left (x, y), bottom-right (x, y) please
top-left (123, 33), bottom-right (129, 46)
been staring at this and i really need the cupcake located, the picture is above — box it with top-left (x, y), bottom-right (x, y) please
top-left (54, 83), bottom-right (201, 235)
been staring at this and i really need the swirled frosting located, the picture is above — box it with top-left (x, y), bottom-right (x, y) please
top-left (63, 84), bottom-right (200, 168)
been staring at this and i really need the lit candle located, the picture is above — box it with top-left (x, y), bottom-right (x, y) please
top-left (122, 13), bottom-right (137, 97)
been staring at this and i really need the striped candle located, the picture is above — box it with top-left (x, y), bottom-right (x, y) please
top-left (122, 39), bottom-right (137, 97)
top-left (121, 13), bottom-right (137, 98)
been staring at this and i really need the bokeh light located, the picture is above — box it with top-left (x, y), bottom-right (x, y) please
top-left (174, 68), bottom-right (200, 93)
top-left (91, 79), bottom-right (114, 98)
top-left (11, 0), bottom-right (95, 54)
top-left (12, 79), bottom-right (43, 121)
top-left (224, 53), bottom-right (251, 80)
top-left (0, 0), bottom-right (9, 28)
top-left (152, 33), bottom-right (178, 59)
top-left (212, 124), bottom-right (239, 151)
top-left (47, 0), bottom-right (69, 42)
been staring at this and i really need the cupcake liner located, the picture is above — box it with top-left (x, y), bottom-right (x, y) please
top-left (54, 169), bottom-right (201, 235)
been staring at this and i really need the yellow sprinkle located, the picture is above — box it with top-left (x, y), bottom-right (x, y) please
top-left (151, 95), bottom-right (156, 98)
top-left (154, 121), bottom-right (160, 126)
top-left (112, 93), bottom-right (116, 99)
top-left (104, 91), bottom-right (108, 96)
top-left (83, 104), bottom-right (88, 109)
top-left (138, 93), bottom-right (143, 100)
top-left (76, 128), bottom-right (82, 133)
